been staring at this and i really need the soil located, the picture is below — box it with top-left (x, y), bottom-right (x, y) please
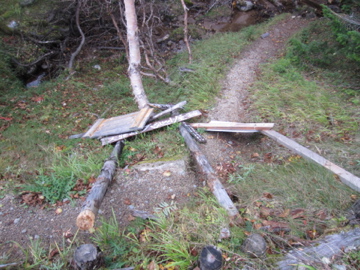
top-left (0, 15), bottom-right (311, 262)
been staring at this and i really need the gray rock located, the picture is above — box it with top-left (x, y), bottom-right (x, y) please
top-left (241, 233), bottom-right (267, 258)
top-left (20, 0), bottom-right (36, 7)
top-left (14, 218), bottom-right (20, 224)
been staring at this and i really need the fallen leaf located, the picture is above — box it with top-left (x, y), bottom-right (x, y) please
top-left (124, 198), bottom-right (131, 205)
top-left (170, 194), bottom-right (176, 200)
top-left (55, 208), bottom-right (63, 215)
top-left (0, 116), bottom-right (12, 121)
top-left (278, 209), bottom-right (290, 218)
top-left (163, 170), bottom-right (171, 177)
top-left (31, 96), bottom-right (44, 103)
top-left (48, 247), bottom-right (60, 259)
top-left (127, 215), bottom-right (136, 221)
top-left (260, 207), bottom-right (274, 218)
top-left (291, 208), bottom-right (305, 219)
top-left (263, 192), bottom-right (273, 199)
top-left (147, 260), bottom-right (159, 270)
top-left (251, 153), bottom-right (260, 158)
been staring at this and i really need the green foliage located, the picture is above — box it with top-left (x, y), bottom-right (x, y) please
top-left (322, 5), bottom-right (360, 62)
top-left (92, 210), bottom-right (131, 268)
top-left (23, 173), bottom-right (76, 204)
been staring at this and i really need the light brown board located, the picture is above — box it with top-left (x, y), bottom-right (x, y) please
top-left (101, 110), bottom-right (202, 145)
top-left (262, 130), bottom-right (360, 192)
top-left (191, 121), bottom-right (274, 132)
top-left (83, 107), bottom-right (154, 139)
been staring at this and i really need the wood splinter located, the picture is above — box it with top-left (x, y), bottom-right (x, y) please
top-left (76, 140), bottom-right (124, 231)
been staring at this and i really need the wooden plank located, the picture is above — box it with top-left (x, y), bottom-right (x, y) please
top-left (191, 121), bottom-right (274, 132)
top-left (88, 108), bottom-right (154, 138)
top-left (148, 101), bottom-right (187, 122)
top-left (130, 107), bottom-right (154, 129)
top-left (82, 118), bottom-right (105, 138)
top-left (101, 110), bottom-right (202, 145)
top-left (262, 130), bottom-right (360, 192)
top-left (179, 123), bottom-right (243, 223)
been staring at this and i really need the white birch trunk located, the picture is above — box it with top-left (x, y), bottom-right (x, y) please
top-left (124, 0), bottom-right (149, 109)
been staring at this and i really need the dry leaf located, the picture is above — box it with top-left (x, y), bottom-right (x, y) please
top-left (124, 198), bottom-right (131, 205)
top-left (55, 208), bottom-right (62, 215)
top-left (147, 260), bottom-right (159, 270)
top-left (291, 208), bottom-right (305, 219)
top-left (127, 215), bottom-right (136, 221)
top-left (251, 153), bottom-right (260, 158)
top-left (263, 192), bottom-right (273, 199)
top-left (163, 170), bottom-right (171, 177)
top-left (278, 209), bottom-right (290, 218)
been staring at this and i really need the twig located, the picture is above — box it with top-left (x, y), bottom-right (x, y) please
top-left (68, 0), bottom-right (86, 72)
top-left (180, 0), bottom-right (192, 64)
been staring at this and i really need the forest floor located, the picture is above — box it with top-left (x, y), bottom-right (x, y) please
top-left (0, 15), bottom-right (312, 261)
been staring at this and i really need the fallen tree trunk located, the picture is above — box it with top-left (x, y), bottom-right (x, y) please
top-left (278, 228), bottom-right (360, 270)
top-left (262, 130), bottom-right (360, 192)
top-left (76, 141), bottom-right (124, 231)
top-left (179, 123), bottom-right (242, 223)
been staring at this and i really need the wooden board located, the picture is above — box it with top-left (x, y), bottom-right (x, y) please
top-left (101, 110), bottom-right (202, 145)
top-left (190, 121), bottom-right (274, 132)
top-left (83, 107), bottom-right (154, 139)
top-left (262, 130), bottom-right (360, 192)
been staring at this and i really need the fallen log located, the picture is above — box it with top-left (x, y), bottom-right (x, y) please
top-left (191, 121), bottom-right (274, 133)
top-left (76, 141), bottom-right (124, 231)
top-left (262, 130), bottom-right (360, 192)
top-left (101, 110), bottom-right (202, 145)
top-left (278, 228), bottom-right (360, 270)
top-left (179, 123), bottom-right (242, 223)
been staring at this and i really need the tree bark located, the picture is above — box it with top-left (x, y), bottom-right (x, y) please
top-left (179, 123), bottom-right (243, 223)
top-left (124, 0), bottom-right (149, 109)
top-left (76, 141), bottom-right (124, 231)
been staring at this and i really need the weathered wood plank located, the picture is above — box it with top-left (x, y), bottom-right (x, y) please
top-left (262, 130), bottom-right (360, 192)
top-left (148, 101), bottom-right (187, 122)
top-left (101, 110), bottom-right (202, 145)
top-left (191, 121), bottom-right (274, 132)
top-left (130, 107), bottom-right (154, 129)
top-left (83, 118), bottom-right (105, 138)
top-left (179, 123), bottom-right (242, 222)
top-left (76, 141), bottom-right (124, 231)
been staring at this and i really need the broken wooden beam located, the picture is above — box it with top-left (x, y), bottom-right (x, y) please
top-left (262, 130), bottom-right (360, 192)
top-left (76, 141), bottom-right (124, 231)
top-left (101, 110), bottom-right (202, 145)
top-left (179, 123), bottom-right (242, 223)
top-left (190, 121), bottom-right (274, 132)
top-left (148, 101), bottom-right (187, 122)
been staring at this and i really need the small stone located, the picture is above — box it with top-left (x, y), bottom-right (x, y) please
top-left (333, 264), bottom-right (346, 270)
top-left (241, 233), bottom-right (267, 258)
top-left (34, 235), bottom-right (40, 239)
top-left (93, 65), bottom-right (101, 70)
top-left (21, 229), bottom-right (27, 234)
top-left (14, 218), bottom-right (20, 224)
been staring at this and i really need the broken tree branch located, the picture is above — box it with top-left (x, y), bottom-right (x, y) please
top-left (68, 0), bottom-right (86, 72)
top-left (76, 141), bottom-right (124, 231)
top-left (179, 123), bottom-right (242, 223)
top-left (262, 130), bottom-right (360, 192)
top-left (180, 0), bottom-right (192, 63)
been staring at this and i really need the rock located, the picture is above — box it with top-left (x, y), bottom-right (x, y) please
top-left (241, 233), bottom-right (267, 258)
top-left (347, 199), bottom-right (360, 225)
top-left (199, 246), bottom-right (222, 270)
top-left (73, 244), bottom-right (104, 270)
top-left (234, 0), bottom-right (254, 12)
top-left (21, 229), bottom-right (27, 234)
top-left (14, 218), bottom-right (20, 224)
top-left (20, 0), bottom-right (36, 7)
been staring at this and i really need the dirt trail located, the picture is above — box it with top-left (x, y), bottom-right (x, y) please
top-left (0, 15), bottom-right (311, 260)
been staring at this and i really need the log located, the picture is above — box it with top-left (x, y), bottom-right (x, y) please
top-left (76, 141), bottom-right (124, 231)
top-left (190, 121), bottom-right (274, 132)
top-left (73, 244), bottom-right (104, 270)
top-left (101, 110), bottom-right (202, 145)
top-left (199, 246), bottom-right (223, 270)
top-left (262, 130), bottom-right (360, 192)
top-left (179, 123), bottom-right (242, 222)
top-left (278, 228), bottom-right (360, 270)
